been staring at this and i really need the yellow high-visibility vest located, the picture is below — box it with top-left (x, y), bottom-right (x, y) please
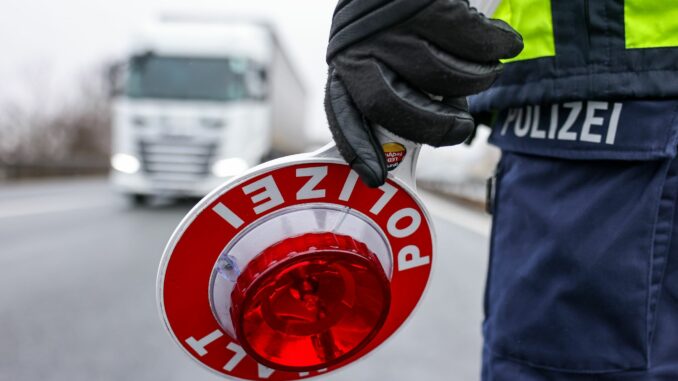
top-left (471, 0), bottom-right (678, 112)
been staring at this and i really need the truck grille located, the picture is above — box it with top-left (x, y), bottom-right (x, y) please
top-left (138, 139), bottom-right (216, 181)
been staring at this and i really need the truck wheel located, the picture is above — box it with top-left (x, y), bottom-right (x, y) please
top-left (127, 193), bottom-right (149, 206)
top-left (260, 149), bottom-right (284, 163)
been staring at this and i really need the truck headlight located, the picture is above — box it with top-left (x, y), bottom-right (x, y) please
top-left (212, 158), bottom-right (248, 177)
top-left (111, 153), bottom-right (141, 174)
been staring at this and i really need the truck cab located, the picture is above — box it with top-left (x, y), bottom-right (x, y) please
top-left (110, 18), bottom-right (306, 203)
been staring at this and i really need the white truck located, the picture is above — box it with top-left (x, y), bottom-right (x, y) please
top-left (110, 17), bottom-right (307, 204)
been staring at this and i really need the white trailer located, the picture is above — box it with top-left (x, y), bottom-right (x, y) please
top-left (110, 17), bottom-right (306, 203)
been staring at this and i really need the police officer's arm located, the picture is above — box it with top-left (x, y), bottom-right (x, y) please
top-left (325, 0), bottom-right (523, 187)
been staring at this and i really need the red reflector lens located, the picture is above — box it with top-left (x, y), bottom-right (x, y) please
top-left (231, 233), bottom-right (391, 371)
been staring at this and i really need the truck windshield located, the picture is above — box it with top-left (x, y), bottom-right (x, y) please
top-left (126, 55), bottom-right (253, 101)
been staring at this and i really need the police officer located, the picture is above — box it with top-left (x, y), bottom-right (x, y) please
top-left (324, 1), bottom-right (678, 380)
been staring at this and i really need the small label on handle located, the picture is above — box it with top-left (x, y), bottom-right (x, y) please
top-left (382, 143), bottom-right (406, 171)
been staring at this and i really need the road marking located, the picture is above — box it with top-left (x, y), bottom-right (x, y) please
top-left (0, 199), bottom-right (111, 220)
top-left (419, 190), bottom-right (491, 237)
top-left (0, 183), bottom-right (490, 237)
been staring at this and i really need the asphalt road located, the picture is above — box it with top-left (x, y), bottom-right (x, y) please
top-left (0, 178), bottom-right (491, 381)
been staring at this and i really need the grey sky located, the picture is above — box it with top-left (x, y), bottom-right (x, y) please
top-left (0, 0), bottom-right (336, 138)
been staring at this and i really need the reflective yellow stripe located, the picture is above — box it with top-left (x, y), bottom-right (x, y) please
top-left (625, 0), bottom-right (678, 49)
top-left (493, 0), bottom-right (556, 62)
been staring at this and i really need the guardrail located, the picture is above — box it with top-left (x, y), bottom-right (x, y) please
top-left (0, 159), bottom-right (109, 180)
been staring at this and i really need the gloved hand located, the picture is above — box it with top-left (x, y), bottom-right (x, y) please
top-left (324, 0), bottom-right (523, 187)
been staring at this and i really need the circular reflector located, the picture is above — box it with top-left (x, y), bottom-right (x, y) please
top-left (230, 232), bottom-right (391, 371)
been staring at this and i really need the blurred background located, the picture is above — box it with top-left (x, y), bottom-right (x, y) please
top-left (0, 0), bottom-right (498, 380)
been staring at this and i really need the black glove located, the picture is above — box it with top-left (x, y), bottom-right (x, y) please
top-left (324, 0), bottom-right (523, 187)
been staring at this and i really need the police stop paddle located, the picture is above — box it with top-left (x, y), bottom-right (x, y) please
top-left (157, 126), bottom-right (435, 380)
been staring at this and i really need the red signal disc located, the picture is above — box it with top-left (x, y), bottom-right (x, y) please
top-left (159, 161), bottom-right (434, 380)
top-left (231, 233), bottom-right (391, 372)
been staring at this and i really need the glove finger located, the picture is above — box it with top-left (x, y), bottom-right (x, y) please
top-left (324, 68), bottom-right (387, 188)
top-left (327, 0), bottom-right (434, 61)
top-left (335, 58), bottom-right (475, 147)
top-left (403, 0), bottom-right (524, 62)
top-left (428, 97), bottom-right (477, 146)
top-left (367, 33), bottom-right (503, 97)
